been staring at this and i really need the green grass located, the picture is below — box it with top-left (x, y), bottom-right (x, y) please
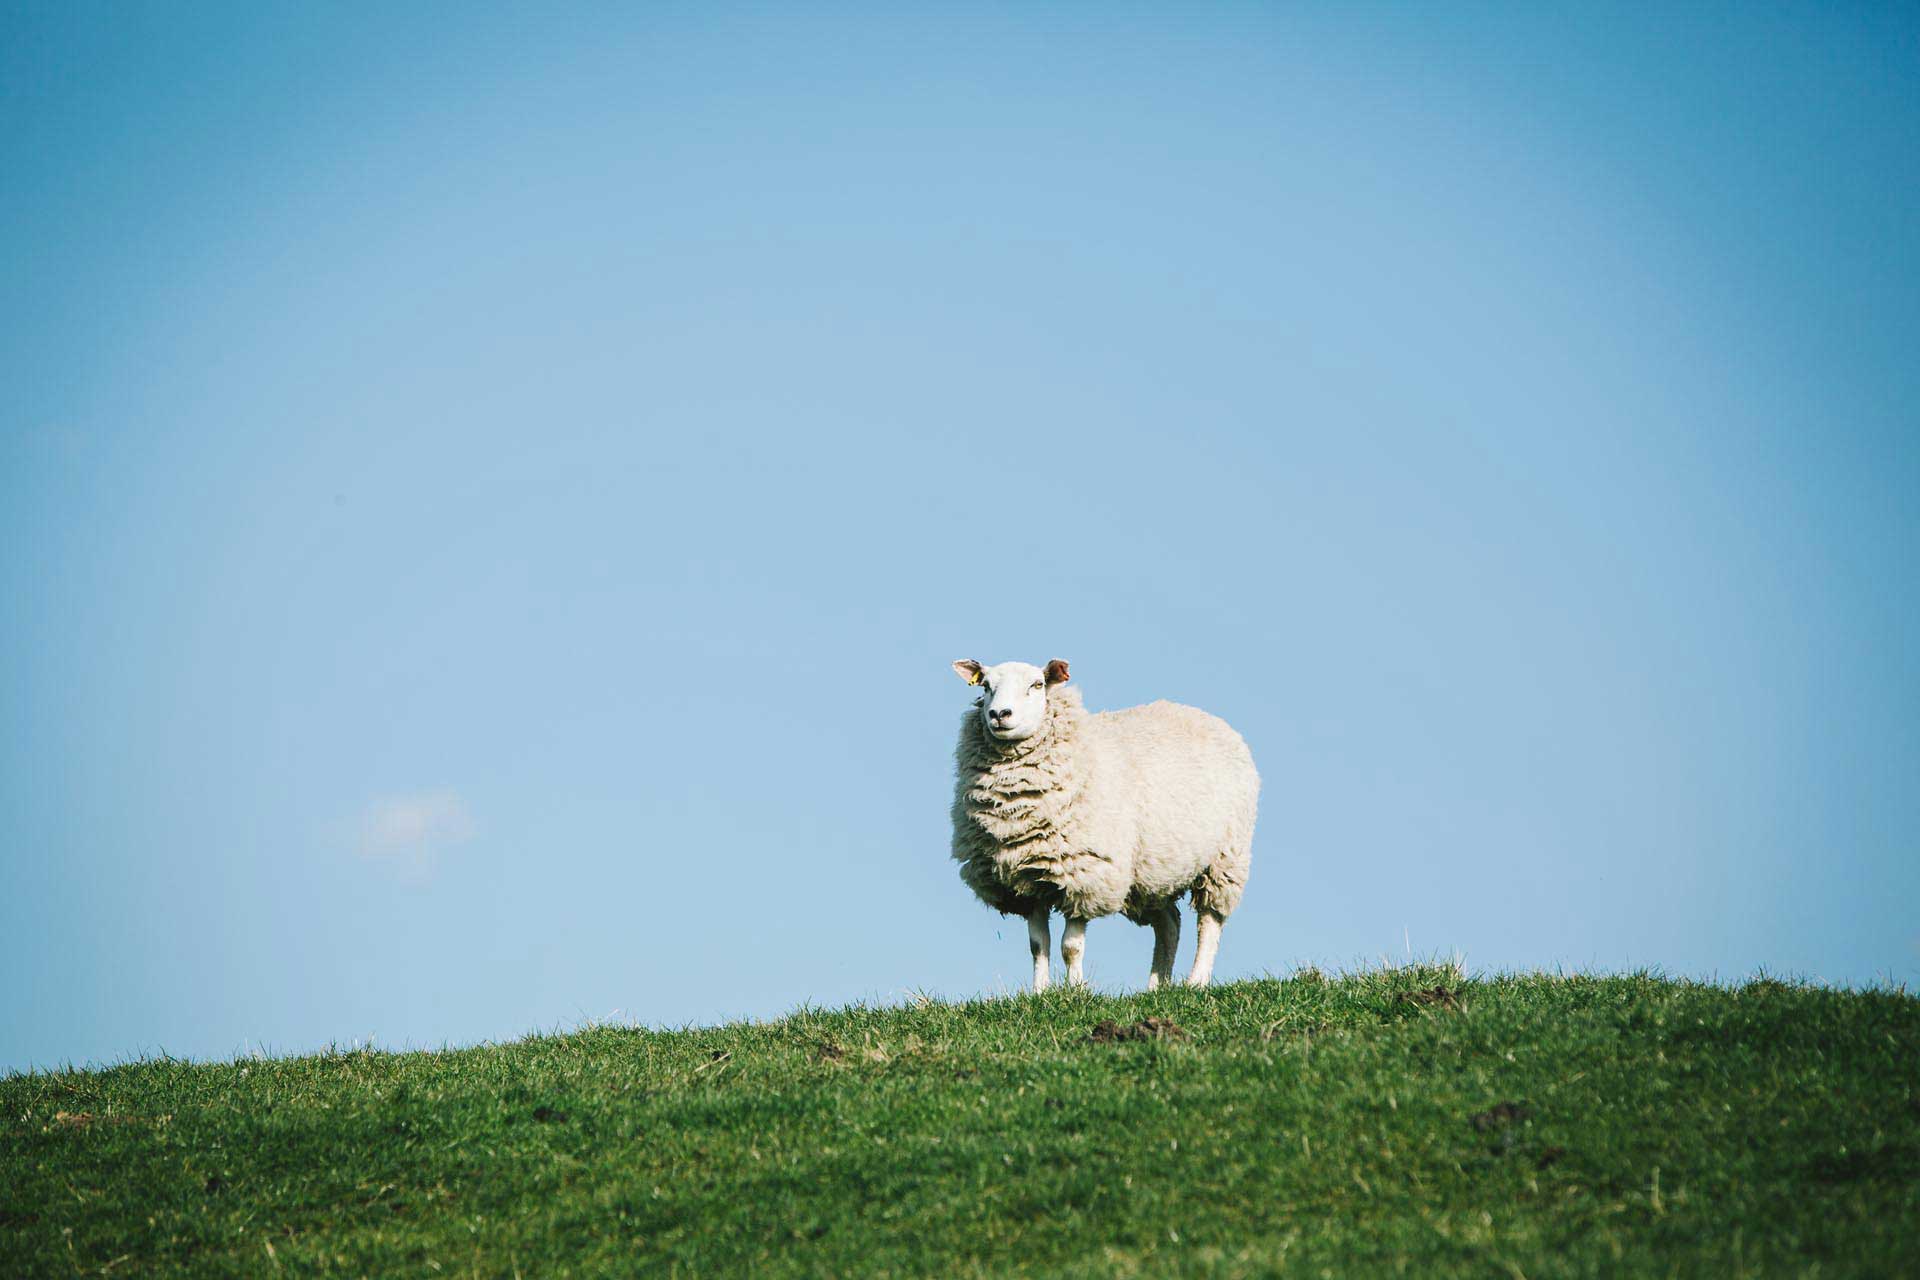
top-left (4, 966), bottom-right (1917, 1277)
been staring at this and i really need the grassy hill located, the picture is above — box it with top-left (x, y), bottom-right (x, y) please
top-left (4, 966), bottom-right (1916, 1277)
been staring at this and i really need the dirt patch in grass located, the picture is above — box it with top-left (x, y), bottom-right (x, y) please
top-left (1470, 1100), bottom-right (1535, 1158)
top-left (1470, 1100), bottom-right (1531, 1132)
top-left (1089, 1017), bottom-right (1188, 1043)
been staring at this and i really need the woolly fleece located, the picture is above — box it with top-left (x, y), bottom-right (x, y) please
top-left (951, 684), bottom-right (1259, 925)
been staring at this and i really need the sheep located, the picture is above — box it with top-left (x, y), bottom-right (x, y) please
top-left (950, 658), bottom-right (1259, 991)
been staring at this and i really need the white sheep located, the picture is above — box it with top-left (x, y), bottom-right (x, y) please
top-left (950, 658), bottom-right (1259, 991)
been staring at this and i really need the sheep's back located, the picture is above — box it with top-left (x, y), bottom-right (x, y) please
top-left (1084, 700), bottom-right (1259, 898)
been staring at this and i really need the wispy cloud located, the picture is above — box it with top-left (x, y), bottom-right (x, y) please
top-left (357, 790), bottom-right (476, 881)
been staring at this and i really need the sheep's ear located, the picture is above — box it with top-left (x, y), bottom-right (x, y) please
top-left (952, 659), bottom-right (985, 686)
top-left (1044, 659), bottom-right (1070, 686)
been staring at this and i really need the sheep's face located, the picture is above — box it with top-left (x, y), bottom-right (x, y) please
top-left (952, 658), bottom-right (1070, 742)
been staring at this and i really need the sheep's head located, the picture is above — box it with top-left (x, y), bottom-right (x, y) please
top-left (952, 658), bottom-right (1070, 742)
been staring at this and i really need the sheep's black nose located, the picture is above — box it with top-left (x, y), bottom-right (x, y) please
top-left (989, 708), bottom-right (1011, 720)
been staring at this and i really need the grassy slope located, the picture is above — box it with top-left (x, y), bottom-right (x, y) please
top-left (3, 967), bottom-right (1917, 1278)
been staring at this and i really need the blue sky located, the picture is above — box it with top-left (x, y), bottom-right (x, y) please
top-left (3, 2), bottom-right (1916, 1072)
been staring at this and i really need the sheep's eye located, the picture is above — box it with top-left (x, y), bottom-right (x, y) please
top-left (1031, 681), bottom-right (1044, 691)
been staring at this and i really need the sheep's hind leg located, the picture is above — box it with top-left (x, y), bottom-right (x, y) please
top-left (1148, 904), bottom-right (1181, 991)
top-left (1061, 916), bottom-right (1088, 987)
top-left (1187, 909), bottom-right (1225, 987)
top-left (1027, 908), bottom-right (1052, 993)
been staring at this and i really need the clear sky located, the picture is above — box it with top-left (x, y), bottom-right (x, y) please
top-left (4, 2), bottom-right (1916, 1072)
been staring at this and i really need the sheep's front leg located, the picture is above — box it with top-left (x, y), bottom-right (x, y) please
top-left (1148, 904), bottom-right (1181, 991)
top-left (1061, 916), bottom-right (1088, 987)
top-left (1187, 909), bottom-right (1225, 987)
top-left (1027, 908), bottom-right (1052, 993)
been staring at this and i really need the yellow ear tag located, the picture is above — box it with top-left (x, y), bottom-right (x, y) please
top-left (969, 670), bottom-right (984, 685)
